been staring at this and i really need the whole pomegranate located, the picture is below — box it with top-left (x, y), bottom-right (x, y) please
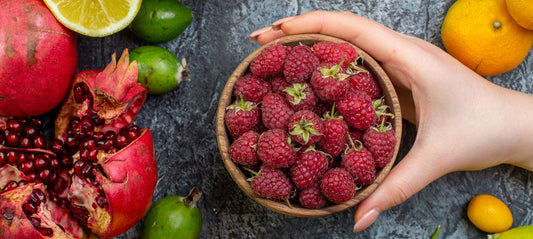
top-left (0, 50), bottom-right (157, 239)
top-left (0, 0), bottom-right (78, 117)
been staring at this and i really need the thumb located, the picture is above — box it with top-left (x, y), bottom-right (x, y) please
top-left (352, 147), bottom-right (448, 232)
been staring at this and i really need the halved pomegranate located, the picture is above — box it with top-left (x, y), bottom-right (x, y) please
top-left (0, 50), bottom-right (157, 238)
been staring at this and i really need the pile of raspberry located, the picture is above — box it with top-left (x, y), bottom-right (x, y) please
top-left (224, 41), bottom-right (397, 209)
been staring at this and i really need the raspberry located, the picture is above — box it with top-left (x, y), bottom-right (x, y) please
top-left (312, 100), bottom-right (333, 117)
top-left (310, 62), bottom-right (351, 102)
top-left (347, 65), bottom-right (382, 99)
top-left (320, 167), bottom-right (356, 204)
top-left (319, 110), bottom-right (348, 157)
top-left (250, 166), bottom-right (293, 200)
top-left (270, 76), bottom-right (291, 97)
top-left (261, 93), bottom-right (295, 130)
top-left (284, 83), bottom-right (318, 111)
top-left (299, 184), bottom-right (327, 209)
top-left (336, 90), bottom-right (377, 130)
top-left (287, 110), bottom-right (324, 146)
top-left (233, 74), bottom-right (271, 103)
top-left (363, 123), bottom-right (396, 168)
top-left (257, 129), bottom-right (297, 168)
top-left (224, 98), bottom-right (260, 139)
top-left (312, 42), bottom-right (358, 68)
top-left (290, 148), bottom-right (329, 189)
top-left (340, 142), bottom-right (376, 186)
top-left (283, 45), bottom-right (320, 83)
top-left (250, 43), bottom-right (291, 77)
top-left (229, 130), bottom-right (260, 166)
top-left (347, 127), bottom-right (364, 142)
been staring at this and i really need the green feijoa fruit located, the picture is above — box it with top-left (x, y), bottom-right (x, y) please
top-left (488, 225), bottom-right (533, 239)
top-left (129, 46), bottom-right (189, 95)
top-left (143, 188), bottom-right (202, 239)
top-left (130, 0), bottom-right (193, 43)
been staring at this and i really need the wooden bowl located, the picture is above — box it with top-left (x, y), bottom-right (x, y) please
top-left (216, 34), bottom-right (402, 217)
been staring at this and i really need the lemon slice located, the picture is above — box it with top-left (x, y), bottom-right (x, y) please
top-left (44, 0), bottom-right (142, 37)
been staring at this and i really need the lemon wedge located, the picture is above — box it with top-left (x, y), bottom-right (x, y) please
top-left (44, 0), bottom-right (142, 37)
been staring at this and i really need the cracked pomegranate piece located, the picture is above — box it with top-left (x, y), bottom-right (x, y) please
top-left (0, 50), bottom-right (157, 239)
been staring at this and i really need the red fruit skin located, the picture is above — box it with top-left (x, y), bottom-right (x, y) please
top-left (283, 45), bottom-right (320, 83)
top-left (320, 168), bottom-right (356, 204)
top-left (319, 118), bottom-right (348, 157)
top-left (257, 129), bottom-right (297, 168)
top-left (250, 44), bottom-right (291, 77)
top-left (310, 63), bottom-right (350, 102)
top-left (341, 147), bottom-right (376, 186)
top-left (312, 42), bottom-right (358, 68)
top-left (299, 184), bottom-right (327, 209)
top-left (0, 0), bottom-right (78, 117)
top-left (261, 93), bottom-right (295, 130)
top-left (336, 91), bottom-right (377, 130)
top-left (233, 74), bottom-right (271, 103)
top-left (229, 131), bottom-right (260, 166)
top-left (363, 127), bottom-right (396, 168)
top-left (312, 101), bottom-right (333, 117)
top-left (290, 149), bottom-right (329, 189)
top-left (348, 66), bottom-right (382, 99)
top-left (270, 76), bottom-right (291, 97)
top-left (92, 129), bottom-right (157, 238)
top-left (287, 110), bottom-right (324, 146)
top-left (251, 167), bottom-right (293, 200)
top-left (224, 101), bottom-right (260, 139)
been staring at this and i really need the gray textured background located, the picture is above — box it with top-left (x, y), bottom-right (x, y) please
top-left (72, 0), bottom-right (533, 238)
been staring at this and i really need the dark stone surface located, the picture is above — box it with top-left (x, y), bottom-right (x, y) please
top-left (72, 0), bottom-right (533, 238)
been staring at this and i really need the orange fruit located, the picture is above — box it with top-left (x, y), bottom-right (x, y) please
top-left (441, 0), bottom-right (533, 76)
top-left (467, 194), bottom-right (513, 233)
top-left (506, 0), bottom-right (533, 30)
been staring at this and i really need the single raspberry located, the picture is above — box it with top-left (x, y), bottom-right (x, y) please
top-left (287, 110), bottom-right (324, 146)
top-left (270, 76), bottom-right (291, 97)
top-left (310, 62), bottom-right (351, 102)
top-left (229, 130), bottom-right (260, 166)
top-left (233, 74), bottom-right (271, 103)
top-left (319, 108), bottom-right (348, 157)
top-left (224, 98), bottom-right (260, 139)
top-left (340, 140), bottom-right (376, 186)
top-left (336, 90), bottom-right (377, 130)
top-left (284, 83), bottom-right (318, 111)
top-left (283, 45), bottom-right (320, 83)
top-left (312, 42), bottom-right (358, 68)
top-left (320, 167), bottom-right (356, 204)
top-left (250, 43), bottom-right (291, 77)
top-left (299, 183), bottom-right (327, 209)
top-left (261, 93), bottom-right (295, 130)
top-left (257, 129), bottom-right (297, 168)
top-left (290, 147), bottom-right (329, 189)
top-left (373, 97), bottom-right (395, 126)
top-left (347, 64), bottom-right (382, 99)
top-left (362, 121), bottom-right (396, 168)
top-left (250, 166), bottom-right (293, 200)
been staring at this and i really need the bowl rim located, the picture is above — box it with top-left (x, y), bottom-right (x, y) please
top-left (216, 33), bottom-right (402, 217)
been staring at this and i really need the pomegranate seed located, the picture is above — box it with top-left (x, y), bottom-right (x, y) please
top-left (60, 155), bottom-right (73, 167)
top-left (96, 194), bottom-right (108, 208)
top-left (82, 138), bottom-right (97, 149)
top-left (39, 169), bottom-right (53, 183)
top-left (29, 216), bottom-right (41, 228)
top-left (80, 116), bottom-right (94, 133)
top-left (51, 177), bottom-right (67, 194)
top-left (34, 157), bottom-right (48, 171)
top-left (6, 119), bottom-right (22, 132)
top-left (26, 173), bottom-right (38, 182)
top-left (18, 180), bottom-right (27, 186)
top-left (4, 181), bottom-right (18, 191)
top-left (50, 139), bottom-right (65, 154)
top-left (20, 161), bottom-right (35, 173)
top-left (6, 150), bottom-right (17, 164)
top-left (33, 136), bottom-right (46, 149)
top-left (106, 145), bottom-right (117, 154)
top-left (19, 136), bottom-right (32, 148)
top-left (81, 164), bottom-right (93, 179)
top-left (65, 136), bottom-right (79, 148)
top-left (22, 202), bottom-right (37, 215)
top-left (29, 191), bottom-right (42, 205)
top-left (0, 151), bottom-right (5, 165)
top-left (68, 117), bottom-right (81, 130)
top-left (24, 126), bottom-right (37, 136)
top-left (93, 131), bottom-right (105, 141)
top-left (50, 158), bottom-right (60, 169)
top-left (74, 161), bottom-right (85, 177)
top-left (38, 227), bottom-right (53, 237)
top-left (33, 189), bottom-right (47, 203)
top-left (73, 83), bottom-right (88, 103)
top-left (104, 130), bottom-right (116, 139)
top-left (102, 138), bottom-right (115, 148)
top-left (30, 118), bottom-right (43, 128)
top-left (115, 135), bottom-right (128, 148)
top-left (5, 130), bottom-right (19, 147)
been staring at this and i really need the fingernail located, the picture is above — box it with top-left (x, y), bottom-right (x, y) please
top-left (271, 16), bottom-right (296, 30)
top-left (353, 208), bottom-right (380, 233)
top-left (249, 26), bottom-right (272, 42)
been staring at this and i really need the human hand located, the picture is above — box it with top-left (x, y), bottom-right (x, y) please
top-left (249, 10), bottom-right (533, 232)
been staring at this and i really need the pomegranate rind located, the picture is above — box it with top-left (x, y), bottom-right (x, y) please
top-left (0, 0), bottom-right (78, 117)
